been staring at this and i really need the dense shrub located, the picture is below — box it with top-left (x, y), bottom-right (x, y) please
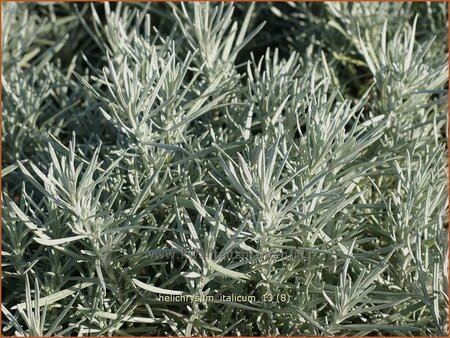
top-left (2, 2), bottom-right (448, 336)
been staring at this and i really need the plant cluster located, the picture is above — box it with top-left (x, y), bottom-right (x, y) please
top-left (2, 2), bottom-right (448, 336)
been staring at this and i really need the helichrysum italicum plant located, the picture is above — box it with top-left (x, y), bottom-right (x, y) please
top-left (2, 1), bottom-right (448, 336)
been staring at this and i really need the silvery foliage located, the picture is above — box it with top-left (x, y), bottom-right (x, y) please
top-left (2, 2), bottom-right (448, 336)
